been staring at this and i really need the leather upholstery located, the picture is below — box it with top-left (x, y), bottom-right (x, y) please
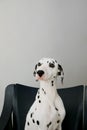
top-left (0, 84), bottom-right (86, 130)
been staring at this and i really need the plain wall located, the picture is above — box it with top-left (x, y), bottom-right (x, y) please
top-left (0, 0), bottom-right (87, 115)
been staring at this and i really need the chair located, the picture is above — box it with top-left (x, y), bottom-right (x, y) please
top-left (0, 84), bottom-right (86, 130)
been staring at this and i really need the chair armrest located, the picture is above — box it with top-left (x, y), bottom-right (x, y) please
top-left (84, 85), bottom-right (87, 130)
top-left (0, 84), bottom-right (14, 130)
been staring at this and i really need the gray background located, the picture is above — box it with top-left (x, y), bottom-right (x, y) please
top-left (0, 0), bottom-right (87, 115)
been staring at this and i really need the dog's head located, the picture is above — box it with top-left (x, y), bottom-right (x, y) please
top-left (33, 58), bottom-right (64, 83)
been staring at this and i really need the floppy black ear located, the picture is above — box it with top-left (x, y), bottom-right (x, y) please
top-left (33, 64), bottom-right (39, 81)
top-left (58, 64), bottom-right (64, 84)
top-left (58, 64), bottom-right (63, 72)
top-left (33, 64), bottom-right (37, 77)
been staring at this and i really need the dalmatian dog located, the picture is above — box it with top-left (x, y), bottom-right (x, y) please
top-left (25, 58), bottom-right (66, 130)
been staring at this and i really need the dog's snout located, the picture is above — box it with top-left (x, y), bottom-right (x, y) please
top-left (37, 70), bottom-right (44, 77)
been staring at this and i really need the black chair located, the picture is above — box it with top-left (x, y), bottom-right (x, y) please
top-left (84, 85), bottom-right (87, 130)
top-left (0, 84), bottom-right (86, 130)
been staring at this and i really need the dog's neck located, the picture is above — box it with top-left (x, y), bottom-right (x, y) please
top-left (39, 77), bottom-right (57, 101)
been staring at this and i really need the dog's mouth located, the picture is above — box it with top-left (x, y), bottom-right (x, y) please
top-left (35, 74), bottom-right (45, 81)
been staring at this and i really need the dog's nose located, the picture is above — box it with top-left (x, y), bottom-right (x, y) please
top-left (37, 70), bottom-right (44, 77)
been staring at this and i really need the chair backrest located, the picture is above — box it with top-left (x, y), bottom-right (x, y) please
top-left (1, 84), bottom-right (84, 130)
top-left (58, 85), bottom-right (84, 130)
top-left (12, 84), bottom-right (38, 130)
top-left (12, 84), bottom-right (84, 130)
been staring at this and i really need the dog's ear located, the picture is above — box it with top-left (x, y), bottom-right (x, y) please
top-left (57, 64), bottom-right (64, 84)
top-left (33, 64), bottom-right (38, 81)
top-left (33, 64), bottom-right (37, 77)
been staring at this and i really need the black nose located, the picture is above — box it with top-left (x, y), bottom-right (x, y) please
top-left (37, 70), bottom-right (44, 77)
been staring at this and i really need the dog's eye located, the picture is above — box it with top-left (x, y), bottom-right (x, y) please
top-left (37, 62), bottom-right (42, 66)
top-left (49, 63), bottom-right (55, 68)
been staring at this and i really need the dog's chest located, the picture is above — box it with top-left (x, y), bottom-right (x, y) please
top-left (26, 88), bottom-right (60, 129)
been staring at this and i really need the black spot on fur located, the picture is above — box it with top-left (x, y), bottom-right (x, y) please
top-left (55, 107), bottom-right (58, 111)
top-left (47, 122), bottom-right (52, 128)
top-left (57, 120), bottom-right (60, 123)
top-left (42, 88), bottom-right (46, 94)
top-left (30, 113), bottom-right (32, 118)
top-left (37, 95), bottom-right (40, 99)
top-left (27, 122), bottom-right (29, 125)
top-left (51, 81), bottom-right (54, 86)
top-left (57, 72), bottom-right (61, 76)
top-left (32, 119), bottom-right (35, 123)
top-left (39, 100), bottom-right (41, 103)
top-left (37, 120), bottom-right (40, 125)
top-left (30, 112), bottom-right (34, 118)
